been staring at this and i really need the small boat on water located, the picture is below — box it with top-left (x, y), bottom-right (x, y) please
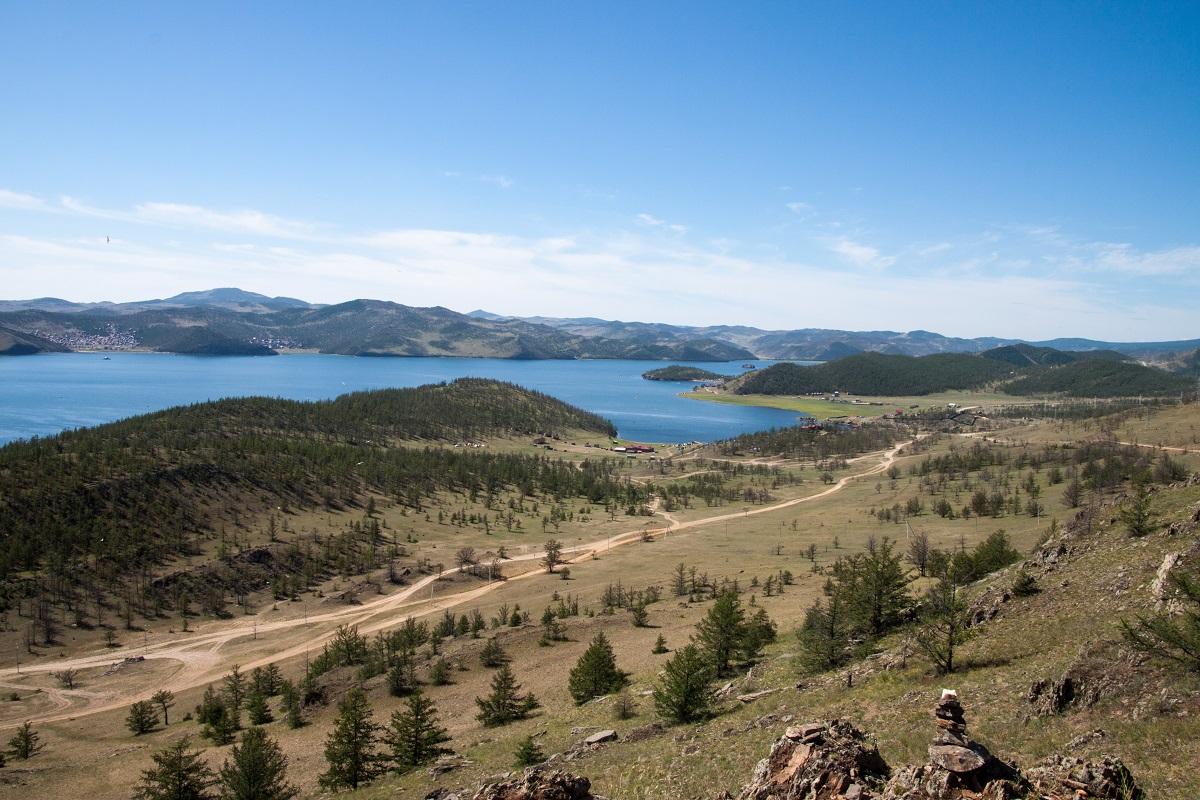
top-left (741, 363), bottom-right (756, 369)
top-left (102, 356), bottom-right (111, 360)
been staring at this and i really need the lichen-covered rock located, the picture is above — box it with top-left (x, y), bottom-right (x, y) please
top-left (1026, 640), bottom-right (1142, 716)
top-left (881, 763), bottom-right (1025, 800)
top-left (733, 719), bottom-right (890, 800)
top-left (724, 692), bottom-right (1144, 800)
top-left (1026, 755), bottom-right (1144, 799)
top-left (967, 587), bottom-right (1012, 627)
top-left (926, 744), bottom-right (988, 774)
top-left (472, 768), bottom-right (598, 800)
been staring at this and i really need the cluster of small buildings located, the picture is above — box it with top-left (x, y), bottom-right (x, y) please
top-left (32, 322), bottom-right (139, 350)
top-left (247, 335), bottom-right (304, 349)
top-left (612, 444), bottom-right (656, 454)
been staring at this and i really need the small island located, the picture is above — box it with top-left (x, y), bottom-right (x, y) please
top-left (641, 365), bottom-right (728, 382)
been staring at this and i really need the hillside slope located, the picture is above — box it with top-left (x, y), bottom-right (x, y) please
top-left (0, 302), bottom-right (754, 360)
top-left (0, 324), bottom-right (69, 355)
top-left (734, 352), bottom-right (1015, 396)
top-left (0, 379), bottom-right (620, 582)
top-left (732, 349), bottom-right (1194, 398)
top-left (1004, 359), bottom-right (1196, 397)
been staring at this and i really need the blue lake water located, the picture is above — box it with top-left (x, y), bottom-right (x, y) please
top-left (0, 353), bottom-right (811, 445)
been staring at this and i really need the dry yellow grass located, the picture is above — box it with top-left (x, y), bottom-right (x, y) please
top-left (4, 409), bottom-right (1200, 800)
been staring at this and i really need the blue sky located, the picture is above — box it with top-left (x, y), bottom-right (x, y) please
top-left (1, 1), bottom-right (1198, 340)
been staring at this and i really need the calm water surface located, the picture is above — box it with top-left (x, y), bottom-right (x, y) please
top-left (0, 353), bottom-right (811, 444)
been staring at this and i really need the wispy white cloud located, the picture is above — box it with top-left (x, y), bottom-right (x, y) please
top-left (443, 171), bottom-right (514, 189)
top-left (58, 196), bottom-right (317, 239)
top-left (914, 241), bottom-right (953, 257)
top-left (992, 225), bottom-right (1200, 276)
top-left (479, 174), bottom-right (513, 189)
top-left (2, 189), bottom-right (1198, 339)
top-left (134, 202), bottom-right (316, 238)
top-left (1074, 242), bottom-right (1200, 276)
top-left (0, 189), bottom-right (48, 211)
top-left (827, 236), bottom-right (895, 269)
top-left (635, 212), bottom-right (687, 235)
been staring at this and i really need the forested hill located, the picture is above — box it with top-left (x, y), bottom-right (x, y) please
top-left (0, 324), bottom-right (69, 355)
top-left (641, 365), bottom-right (727, 381)
top-left (733, 349), bottom-right (1195, 397)
top-left (80, 377), bottom-right (618, 442)
top-left (735, 353), bottom-right (1014, 396)
top-left (979, 342), bottom-right (1127, 367)
top-left (1002, 359), bottom-right (1196, 397)
top-left (0, 379), bottom-right (620, 581)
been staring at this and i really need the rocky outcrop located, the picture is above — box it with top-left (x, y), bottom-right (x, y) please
top-left (1151, 540), bottom-right (1200, 611)
top-left (731, 719), bottom-right (890, 799)
top-left (1026, 641), bottom-right (1139, 716)
top-left (723, 692), bottom-right (1143, 800)
top-left (882, 690), bottom-right (1025, 799)
top-left (966, 587), bottom-right (1012, 627)
top-left (1026, 756), bottom-right (1144, 799)
top-left (472, 768), bottom-right (599, 800)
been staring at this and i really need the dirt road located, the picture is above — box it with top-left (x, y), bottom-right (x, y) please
top-left (0, 438), bottom-right (911, 727)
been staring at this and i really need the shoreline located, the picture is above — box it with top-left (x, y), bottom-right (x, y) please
top-left (24, 349), bottom-right (758, 363)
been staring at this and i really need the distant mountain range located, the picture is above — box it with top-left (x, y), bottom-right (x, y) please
top-left (0, 289), bottom-right (752, 360)
top-left (0, 287), bottom-right (1196, 362)
top-left (467, 311), bottom-right (1200, 362)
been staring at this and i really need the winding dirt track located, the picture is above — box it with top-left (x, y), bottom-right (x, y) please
top-left (1115, 440), bottom-right (1199, 454)
top-left (0, 439), bottom-right (911, 728)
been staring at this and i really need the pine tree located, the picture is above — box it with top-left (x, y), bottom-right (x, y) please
top-left (694, 591), bottom-right (746, 675)
top-left (653, 643), bottom-right (713, 724)
top-left (429, 657), bottom-right (453, 686)
top-left (542, 539), bottom-right (563, 573)
top-left (479, 637), bottom-right (508, 668)
top-left (567, 632), bottom-right (627, 705)
top-left (832, 539), bottom-right (912, 638)
top-left (152, 689), bottom-right (176, 726)
top-left (223, 665), bottom-right (247, 728)
top-left (217, 727), bottom-right (297, 800)
top-left (652, 634), bottom-right (669, 654)
top-left (384, 689), bottom-right (451, 773)
top-left (7, 721), bottom-right (42, 758)
top-left (1120, 483), bottom-right (1154, 537)
top-left (475, 664), bottom-right (539, 727)
top-left (740, 606), bottom-right (777, 661)
top-left (1062, 478), bottom-right (1083, 508)
top-left (797, 581), bottom-right (853, 673)
top-left (1122, 565), bottom-right (1200, 672)
top-left (127, 700), bottom-right (160, 735)
top-left (388, 655), bottom-right (418, 696)
top-left (279, 681), bottom-right (304, 729)
top-left (196, 685), bottom-right (224, 726)
top-left (613, 691), bottom-right (637, 720)
top-left (250, 665), bottom-right (283, 698)
top-left (246, 692), bottom-right (273, 725)
top-left (513, 735), bottom-right (544, 768)
top-left (319, 688), bottom-right (382, 790)
top-left (912, 575), bottom-right (972, 674)
top-left (134, 738), bottom-right (215, 800)
top-left (672, 562), bottom-right (688, 596)
top-left (203, 704), bottom-right (239, 746)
